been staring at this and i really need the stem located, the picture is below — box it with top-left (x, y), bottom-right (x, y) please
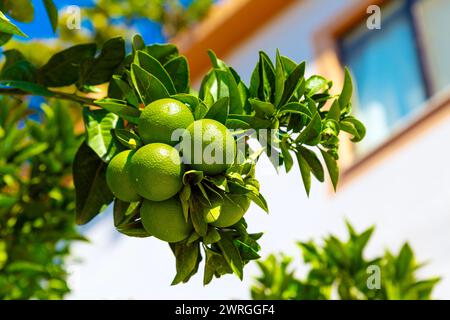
top-left (0, 88), bottom-right (97, 107)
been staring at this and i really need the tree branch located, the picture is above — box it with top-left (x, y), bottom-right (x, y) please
top-left (0, 88), bottom-right (97, 106)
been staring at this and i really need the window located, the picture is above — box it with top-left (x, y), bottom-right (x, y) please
top-left (338, 0), bottom-right (450, 155)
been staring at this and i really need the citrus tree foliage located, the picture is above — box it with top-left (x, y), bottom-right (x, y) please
top-left (251, 222), bottom-right (440, 300)
top-left (0, 34), bottom-right (365, 284)
top-left (0, 97), bottom-right (84, 299)
top-left (0, 0), bottom-right (212, 47)
top-left (0, 0), bottom-right (57, 45)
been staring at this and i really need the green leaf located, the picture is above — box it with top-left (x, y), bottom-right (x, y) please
top-left (340, 116), bottom-right (366, 142)
top-left (182, 170), bottom-right (204, 185)
top-left (113, 128), bottom-right (142, 149)
top-left (0, 0), bottom-right (34, 23)
top-left (110, 76), bottom-right (140, 107)
top-left (234, 239), bottom-right (260, 260)
top-left (203, 202), bottom-right (221, 224)
top-left (217, 233), bottom-right (244, 280)
top-left (0, 80), bottom-right (53, 97)
top-left (320, 148), bottom-right (339, 191)
top-left (73, 142), bottom-right (114, 225)
top-left (249, 98), bottom-right (275, 118)
top-left (339, 67), bottom-right (353, 110)
top-left (113, 199), bottom-right (141, 227)
top-left (179, 185), bottom-right (191, 222)
top-left (274, 49), bottom-right (285, 107)
top-left (295, 111), bottom-right (322, 145)
top-left (205, 175), bottom-right (228, 192)
top-left (246, 190), bottom-right (269, 213)
top-left (280, 137), bottom-right (293, 173)
top-left (0, 32), bottom-right (12, 46)
top-left (83, 108), bottom-right (123, 162)
top-left (0, 11), bottom-right (27, 37)
top-left (1, 49), bottom-right (37, 82)
top-left (305, 75), bottom-right (329, 96)
top-left (259, 51), bottom-right (275, 102)
top-left (0, 194), bottom-right (17, 208)
top-left (94, 98), bottom-right (141, 124)
top-left (132, 34), bottom-right (145, 52)
top-left (190, 202), bottom-right (208, 236)
top-left (43, 0), bottom-right (58, 32)
top-left (204, 247), bottom-right (232, 285)
top-left (6, 261), bottom-right (46, 274)
top-left (164, 56), bottom-right (190, 93)
top-left (130, 63), bottom-right (170, 105)
top-left (116, 221), bottom-right (151, 238)
top-left (215, 69), bottom-right (243, 114)
top-left (280, 61), bottom-right (305, 106)
top-left (143, 43), bottom-right (179, 65)
top-left (13, 142), bottom-right (48, 163)
top-left (135, 50), bottom-right (176, 95)
top-left (171, 241), bottom-right (200, 285)
top-left (299, 146), bottom-right (324, 182)
top-left (280, 56), bottom-right (297, 75)
top-left (326, 99), bottom-right (340, 121)
top-left (204, 96), bottom-right (229, 124)
top-left (207, 50), bottom-right (229, 70)
top-left (278, 102), bottom-right (311, 117)
top-left (396, 243), bottom-right (414, 280)
top-left (296, 151), bottom-right (311, 196)
top-left (39, 43), bottom-right (97, 87)
top-left (204, 228), bottom-right (221, 245)
top-left (225, 118), bottom-right (251, 129)
top-left (80, 37), bottom-right (125, 86)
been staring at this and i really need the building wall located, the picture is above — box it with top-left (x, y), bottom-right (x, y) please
top-left (68, 0), bottom-right (450, 299)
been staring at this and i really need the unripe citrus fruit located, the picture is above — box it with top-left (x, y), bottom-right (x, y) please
top-left (106, 150), bottom-right (141, 202)
top-left (138, 98), bottom-right (194, 145)
top-left (210, 195), bottom-right (251, 228)
top-left (129, 143), bottom-right (184, 201)
top-left (182, 119), bottom-right (236, 175)
top-left (140, 197), bottom-right (193, 242)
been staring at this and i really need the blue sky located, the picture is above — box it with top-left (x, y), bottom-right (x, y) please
top-left (13, 0), bottom-right (166, 44)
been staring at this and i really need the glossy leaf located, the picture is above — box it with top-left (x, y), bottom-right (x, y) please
top-left (83, 108), bottom-right (123, 162)
top-left (43, 0), bottom-right (58, 32)
top-left (0, 11), bottom-right (27, 37)
top-left (73, 142), bottom-right (114, 225)
top-left (164, 55), bottom-right (190, 93)
top-left (217, 233), bottom-right (244, 280)
top-left (94, 98), bottom-right (141, 124)
top-left (171, 241), bottom-right (201, 285)
top-left (320, 148), bottom-right (339, 191)
top-left (80, 37), bottom-right (125, 86)
top-left (339, 67), bottom-right (352, 110)
top-left (130, 63), bottom-right (170, 105)
top-left (299, 146), bottom-right (324, 182)
top-left (39, 43), bottom-right (97, 87)
top-left (295, 112), bottom-right (322, 146)
top-left (204, 96), bottom-right (229, 124)
top-left (296, 151), bottom-right (311, 196)
top-left (135, 50), bottom-right (176, 94)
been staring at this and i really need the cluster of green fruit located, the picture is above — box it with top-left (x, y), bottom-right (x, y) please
top-left (106, 98), bottom-right (250, 243)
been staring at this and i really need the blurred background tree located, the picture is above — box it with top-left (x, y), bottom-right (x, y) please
top-left (0, 0), bottom-right (213, 299)
top-left (251, 221), bottom-right (441, 300)
top-left (0, 97), bottom-right (84, 299)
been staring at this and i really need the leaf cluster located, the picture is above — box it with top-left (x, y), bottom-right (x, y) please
top-left (251, 221), bottom-right (440, 300)
top-left (0, 0), bottom-right (57, 45)
top-left (0, 97), bottom-right (84, 299)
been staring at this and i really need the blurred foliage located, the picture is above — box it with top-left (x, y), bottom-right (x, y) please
top-left (0, 97), bottom-right (84, 299)
top-left (251, 221), bottom-right (440, 300)
top-left (0, 0), bottom-right (213, 298)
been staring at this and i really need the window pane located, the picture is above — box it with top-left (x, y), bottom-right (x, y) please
top-left (340, 1), bottom-right (427, 154)
top-left (414, 0), bottom-right (450, 94)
